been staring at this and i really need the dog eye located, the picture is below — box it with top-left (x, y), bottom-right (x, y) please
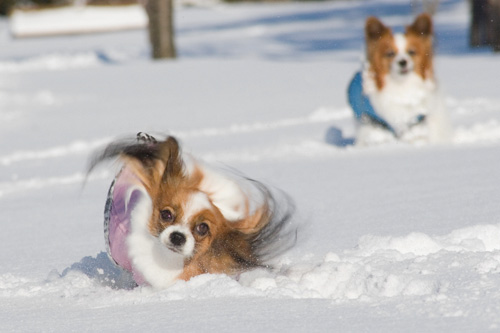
top-left (195, 223), bottom-right (209, 236)
top-left (408, 49), bottom-right (417, 56)
top-left (160, 209), bottom-right (175, 222)
top-left (385, 50), bottom-right (396, 58)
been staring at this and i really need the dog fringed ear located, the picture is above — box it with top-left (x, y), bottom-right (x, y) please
top-left (159, 137), bottom-right (184, 186)
top-left (407, 13), bottom-right (433, 37)
top-left (87, 134), bottom-right (184, 193)
top-left (122, 136), bottom-right (185, 191)
top-left (365, 16), bottom-right (390, 40)
top-left (230, 180), bottom-right (274, 234)
top-left (232, 201), bottom-right (269, 234)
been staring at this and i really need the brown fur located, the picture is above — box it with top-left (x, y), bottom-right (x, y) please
top-left (365, 13), bottom-right (434, 90)
top-left (365, 16), bottom-right (395, 90)
top-left (405, 13), bottom-right (434, 80)
top-left (178, 229), bottom-right (258, 280)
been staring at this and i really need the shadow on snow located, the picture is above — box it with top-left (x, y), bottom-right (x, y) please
top-left (61, 252), bottom-right (137, 290)
top-left (178, 0), bottom-right (471, 59)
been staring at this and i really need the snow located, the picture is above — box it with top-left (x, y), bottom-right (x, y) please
top-left (2, 0), bottom-right (500, 331)
top-left (10, 4), bottom-right (148, 38)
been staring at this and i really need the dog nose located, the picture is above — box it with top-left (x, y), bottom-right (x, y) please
top-left (399, 59), bottom-right (407, 68)
top-left (170, 232), bottom-right (186, 246)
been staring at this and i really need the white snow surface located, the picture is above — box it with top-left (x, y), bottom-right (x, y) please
top-left (10, 4), bottom-right (148, 38)
top-left (2, 0), bottom-right (500, 331)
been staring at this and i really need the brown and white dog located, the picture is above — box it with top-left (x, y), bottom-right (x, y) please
top-left (89, 133), bottom-right (295, 289)
top-left (350, 13), bottom-right (450, 145)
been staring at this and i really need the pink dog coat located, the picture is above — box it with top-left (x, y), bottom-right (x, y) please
top-left (104, 166), bottom-right (148, 285)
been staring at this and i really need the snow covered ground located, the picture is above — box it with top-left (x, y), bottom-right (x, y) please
top-left (9, 4), bottom-right (148, 38)
top-left (2, 0), bottom-right (500, 331)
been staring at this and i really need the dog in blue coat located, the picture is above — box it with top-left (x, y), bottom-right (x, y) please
top-left (348, 14), bottom-right (450, 145)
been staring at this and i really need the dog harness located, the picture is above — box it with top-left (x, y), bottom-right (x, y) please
top-left (347, 71), bottom-right (426, 136)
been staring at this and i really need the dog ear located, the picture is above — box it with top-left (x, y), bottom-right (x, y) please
top-left (127, 136), bottom-right (185, 194)
top-left (196, 165), bottom-right (249, 222)
top-left (159, 137), bottom-right (184, 185)
top-left (119, 136), bottom-right (182, 189)
top-left (232, 203), bottom-right (269, 234)
top-left (229, 181), bottom-right (273, 234)
top-left (407, 13), bottom-right (433, 37)
top-left (365, 16), bottom-right (390, 40)
top-left (88, 135), bottom-right (185, 196)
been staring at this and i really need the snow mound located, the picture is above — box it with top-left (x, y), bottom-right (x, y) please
top-left (2, 224), bottom-right (499, 304)
top-left (454, 120), bottom-right (500, 144)
top-left (236, 224), bottom-right (500, 301)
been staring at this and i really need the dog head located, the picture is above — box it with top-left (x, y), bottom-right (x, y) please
top-left (365, 13), bottom-right (433, 90)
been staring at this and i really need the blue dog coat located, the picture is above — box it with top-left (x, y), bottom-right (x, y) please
top-left (347, 72), bottom-right (397, 135)
top-left (347, 72), bottom-right (426, 137)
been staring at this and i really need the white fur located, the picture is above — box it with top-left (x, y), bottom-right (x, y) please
top-left (182, 153), bottom-right (247, 221)
top-left (156, 192), bottom-right (209, 258)
top-left (198, 164), bottom-right (247, 222)
top-left (181, 153), bottom-right (197, 178)
top-left (183, 191), bottom-right (212, 223)
top-left (364, 69), bottom-right (436, 129)
top-left (394, 34), bottom-right (407, 54)
top-left (392, 34), bottom-right (414, 77)
top-left (126, 187), bottom-right (184, 289)
top-left (159, 224), bottom-right (195, 257)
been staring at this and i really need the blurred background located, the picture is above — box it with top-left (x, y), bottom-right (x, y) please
top-left (1, 0), bottom-right (499, 57)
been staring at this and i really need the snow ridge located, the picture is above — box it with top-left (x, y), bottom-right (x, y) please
top-left (0, 138), bottom-right (111, 166)
top-left (2, 224), bottom-right (500, 314)
top-left (0, 52), bottom-right (106, 73)
top-left (2, 98), bottom-right (500, 167)
top-left (2, 99), bottom-right (500, 199)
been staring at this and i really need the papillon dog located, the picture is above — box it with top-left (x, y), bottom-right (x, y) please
top-left (348, 13), bottom-right (450, 145)
top-left (88, 133), bottom-right (295, 289)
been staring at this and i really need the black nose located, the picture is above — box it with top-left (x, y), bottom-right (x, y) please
top-left (170, 232), bottom-right (186, 247)
top-left (399, 59), bottom-right (407, 68)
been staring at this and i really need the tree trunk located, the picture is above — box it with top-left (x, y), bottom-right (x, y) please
top-left (470, 0), bottom-right (500, 51)
top-left (145, 0), bottom-right (176, 60)
top-left (469, 0), bottom-right (487, 47)
top-left (490, 0), bottom-right (500, 52)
